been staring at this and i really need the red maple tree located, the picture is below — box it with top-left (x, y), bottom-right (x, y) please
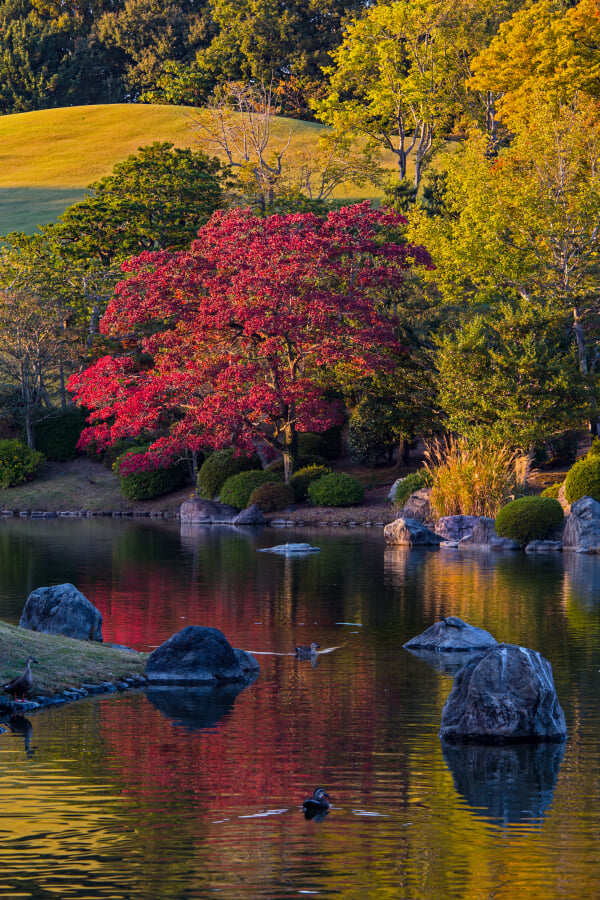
top-left (68, 203), bottom-right (432, 479)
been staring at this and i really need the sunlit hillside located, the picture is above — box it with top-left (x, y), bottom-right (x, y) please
top-left (0, 104), bottom-right (392, 236)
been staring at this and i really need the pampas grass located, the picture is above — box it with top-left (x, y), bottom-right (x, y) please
top-left (425, 437), bottom-right (517, 519)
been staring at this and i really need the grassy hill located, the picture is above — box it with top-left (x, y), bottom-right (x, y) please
top-left (0, 104), bottom-right (389, 235)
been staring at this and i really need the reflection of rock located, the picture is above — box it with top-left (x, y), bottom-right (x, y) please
top-left (20, 583), bottom-right (103, 641)
top-left (439, 644), bottom-right (568, 744)
top-left (404, 617), bottom-right (497, 652)
top-left (145, 625), bottom-right (260, 685)
top-left (405, 647), bottom-right (487, 676)
top-left (441, 739), bottom-right (565, 825)
top-left (384, 517), bottom-right (442, 547)
top-left (180, 498), bottom-right (265, 526)
top-left (146, 682), bottom-right (251, 731)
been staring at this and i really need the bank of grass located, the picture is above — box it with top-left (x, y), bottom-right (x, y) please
top-left (0, 620), bottom-right (147, 695)
top-left (0, 104), bottom-right (391, 234)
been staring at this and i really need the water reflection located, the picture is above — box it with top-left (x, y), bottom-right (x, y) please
top-left (441, 739), bottom-right (566, 826)
top-left (5, 713), bottom-right (34, 757)
top-left (146, 682), bottom-right (253, 731)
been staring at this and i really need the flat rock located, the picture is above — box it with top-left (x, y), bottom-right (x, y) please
top-left (404, 617), bottom-right (498, 652)
top-left (19, 583), bottom-right (103, 641)
top-left (439, 644), bottom-right (568, 744)
top-left (180, 498), bottom-right (265, 526)
top-left (458, 517), bottom-right (521, 550)
top-left (384, 517), bottom-right (442, 547)
top-left (258, 543), bottom-right (320, 555)
top-left (525, 540), bottom-right (563, 553)
top-left (145, 625), bottom-right (260, 685)
top-left (562, 496), bottom-right (600, 553)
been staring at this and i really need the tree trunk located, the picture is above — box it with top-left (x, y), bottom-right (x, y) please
top-left (282, 425), bottom-right (299, 482)
top-left (573, 306), bottom-right (588, 374)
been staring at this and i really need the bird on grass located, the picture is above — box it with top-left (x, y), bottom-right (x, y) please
top-left (303, 787), bottom-right (331, 821)
top-left (2, 657), bottom-right (38, 702)
top-left (295, 642), bottom-right (320, 660)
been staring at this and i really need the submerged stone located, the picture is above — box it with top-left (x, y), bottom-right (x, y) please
top-left (404, 617), bottom-right (498, 652)
top-left (258, 543), bottom-right (320, 554)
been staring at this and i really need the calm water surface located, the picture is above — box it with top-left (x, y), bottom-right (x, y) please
top-left (0, 519), bottom-right (599, 899)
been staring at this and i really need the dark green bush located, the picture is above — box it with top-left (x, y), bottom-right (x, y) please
top-left (197, 449), bottom-right (261, 499)
top-left (0, 439), bottom-right (45, 488)
top-left (588, 437), bottom-right (600, 457)
top-left (115, 450), bottom-right (188, 500)
top-left (564, 456), bottom-right (600, 503)
top-left (393, 469), bottom-right (433, 508)
top-left (495, 496), bottom-right (564, 546)
top-left (289, 464), bottom-right (332, 501)
top-left (298, 427), bottom-right (343, 461)
top-left (31, 407), bottom-right (88, 461)
top-left (269, 453), bottom-right (327, 474)
top-left (249, 481), bottom-right (295, 512)
top-left (541, 482), bottom-right (562, 500)
top-left (307, 472), bottom-right (365, 507)
top-left (220, 469), bottom-right (282, 510)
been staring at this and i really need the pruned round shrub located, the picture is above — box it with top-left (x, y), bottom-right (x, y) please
top-left (564, 456), bottom-right (600, 503)
top-left (197, 449), bottom-right (261, 499)
top-left (115, 450), bottom-right (188, 500)
top-left (220, 469), bottom-right (282, 510)
top-left (393, 469), bottom-right (433, 508)
top-left (289, 464), bottom-right (331, 501)
top-left (307, 472), bottom-right (364, 507)
top-left (541, 482), bottom-right (562, 500)
top-left (249, 481), bottom-right (295, 512)
top-left (0, 439), bottom-right (45, 488)
top-left (495, 496), bottom-right (564, 546)
top-left (588, 437), bottom-right (600, 458)
top-left (32, 407), bottom-right (88, 461)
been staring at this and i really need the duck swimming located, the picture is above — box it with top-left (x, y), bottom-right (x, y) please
top-left (303, 787), bottom-right (331, 820)
top-left (295, 641), bottom-right (320, 659)
top-left (2, 657), bottom-right (38, 702)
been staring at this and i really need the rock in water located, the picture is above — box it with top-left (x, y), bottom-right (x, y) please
top-left (20, 583), bottom-right (103, 641)
top-left (145, 626), bottom-right (259, 685)
top-left (562, 496), bottom-right (600, 553)
top-left (404, 617), bottom-right (498, 652)
top-left (384, 517), bottom-right (442, 546)
top-left (439, 644), bottom-right (567, 743)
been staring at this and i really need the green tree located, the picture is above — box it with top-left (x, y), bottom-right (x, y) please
top-left (435, 301), bottom-right (592, 458)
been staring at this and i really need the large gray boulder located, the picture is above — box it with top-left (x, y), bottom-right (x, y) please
top-left (20, 583), bottom-right (103, 641)
top-left (180, 498), bottom-right (265, 526)
top-left (404, 617), bottom-right (498, 652)
top-left (435, 515), bottom-right (479, 542)
top-left (562, 496), bottom-right (600, 553)
top-left (145, 625), bottom-right (260, 685)
top-left (384, 517), bottom-right (442, 547)
top-left (439, 644), bottom-right (567, 744)
top-left (458, 517), bottom-right (520, 550)
top-left (397, 487), bottom-right (433, 524)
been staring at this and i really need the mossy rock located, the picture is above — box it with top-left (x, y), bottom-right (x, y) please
top-left (564, 456), bottom-right (600, 503)
top-left (495, 496), bottom-right (564, 546)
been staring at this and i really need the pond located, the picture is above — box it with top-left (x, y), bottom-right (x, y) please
top-left (0, 518), bottom-right (599, 900)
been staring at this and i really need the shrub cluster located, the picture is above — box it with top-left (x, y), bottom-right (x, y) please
top-left (495, 496), bottom-right (564, 546)
top-left (220, 469), bottom-right (282, 510)
top-left (298, 427), bottom-right (343, 461)
top-left (564, 455), bottom-right (600, 503)
top-left (393, 469), bottom-right (433, 508)
top-left (249, 481), bottom-right (295, 512)
top-left (289, 464), bottom-right (331, 501)
top-left (307, 472), bottom-right (364, 507)
top-left (0, 439), bottom-right (45, 488)
top-left (32, 407), bottom-right (89, 461)
top-left (115, 450), bottom-right (188, 500)
top-left (197, 449), bottom-right (261, 499)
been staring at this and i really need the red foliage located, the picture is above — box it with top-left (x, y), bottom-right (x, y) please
top-left (68, 204), bottom-right (432, 471)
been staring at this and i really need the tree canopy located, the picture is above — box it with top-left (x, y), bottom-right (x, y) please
top-left (68, 204), bottom-right (432, 479)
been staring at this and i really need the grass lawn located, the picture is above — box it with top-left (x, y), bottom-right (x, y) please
top-left (0, 103), bottom-right (394, 235)
top-left (0, 620), bottom-right (147, 696)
